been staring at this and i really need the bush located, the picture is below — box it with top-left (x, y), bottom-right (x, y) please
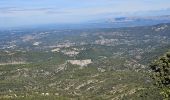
top-left (150, 52), bottom-right (170, 99)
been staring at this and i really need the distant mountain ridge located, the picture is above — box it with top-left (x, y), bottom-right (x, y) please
top-left (88, 15), bottom-right (170, 28)
top-left (105, 15), bottom-right (170, 23)
top-left (37, 15), bottom-right (170, 30)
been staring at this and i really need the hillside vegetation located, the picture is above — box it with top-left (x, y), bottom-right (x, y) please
top-left (0, 23), bottom-right (170, 99)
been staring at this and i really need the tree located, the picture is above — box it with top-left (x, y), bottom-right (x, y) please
top-left (150, 52), bottom-right (170, 99)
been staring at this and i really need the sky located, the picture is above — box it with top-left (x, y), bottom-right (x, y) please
top-left (0, 0), bottom-right (170, 28)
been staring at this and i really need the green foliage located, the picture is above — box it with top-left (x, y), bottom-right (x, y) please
top-left (150, 52), bottom-right (170, 99)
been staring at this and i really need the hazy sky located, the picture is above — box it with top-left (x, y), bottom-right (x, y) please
top-left (0, 0), bottom-right (170, 28)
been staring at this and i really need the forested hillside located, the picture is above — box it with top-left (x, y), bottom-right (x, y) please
top-left (0, 23), bottom-right (170, 100)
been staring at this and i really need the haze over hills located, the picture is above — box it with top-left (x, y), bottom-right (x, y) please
top-left (3, 15), bottom-right (170, 30)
